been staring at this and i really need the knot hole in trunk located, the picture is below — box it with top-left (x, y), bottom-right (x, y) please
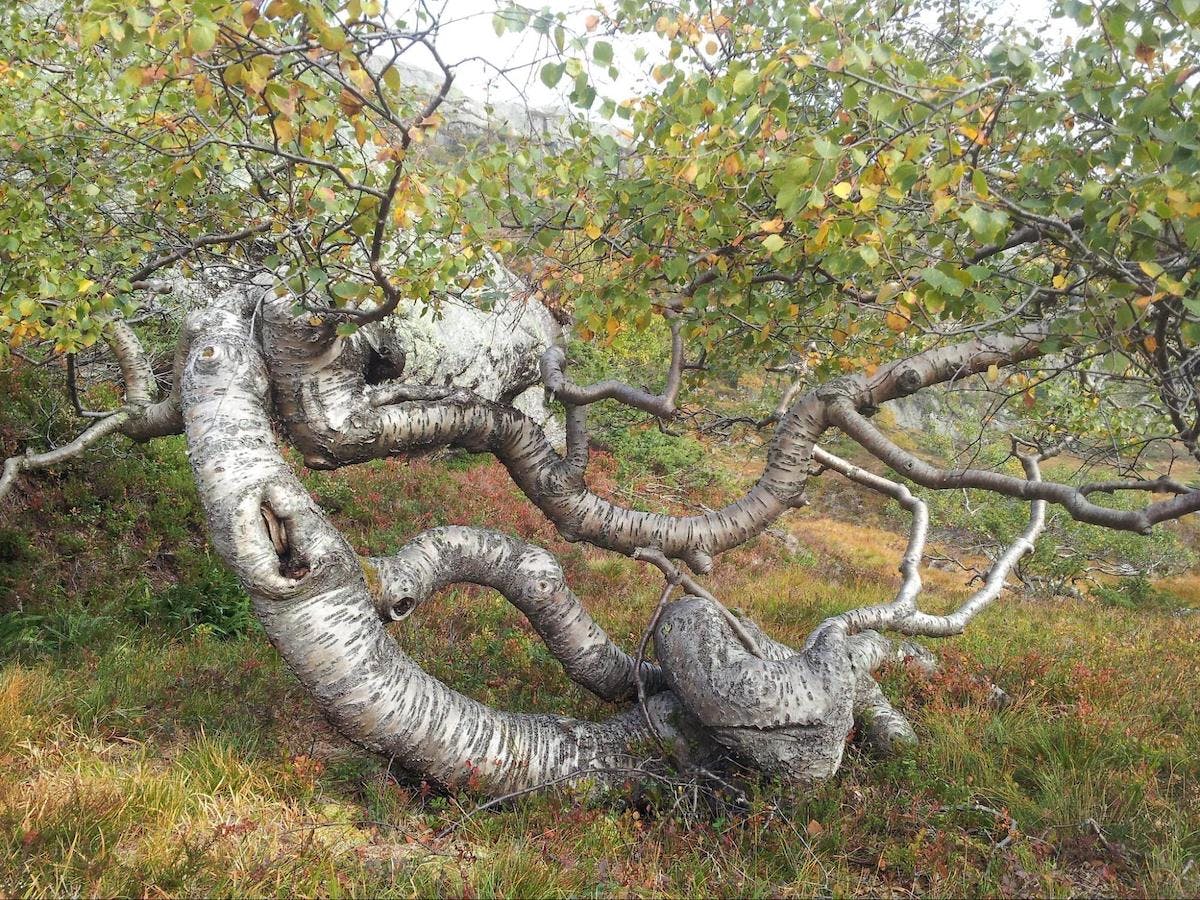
top-left (260, 502), bottom-right (311, 580)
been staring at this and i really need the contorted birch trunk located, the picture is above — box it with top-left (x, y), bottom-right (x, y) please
top-left (166, 284), bottom-right (1063, 798)
top-left (179, 299), bottom-right (709, 794)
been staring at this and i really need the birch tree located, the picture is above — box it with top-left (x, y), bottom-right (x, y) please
top-left (2, 0), bottom-right (1200, 796)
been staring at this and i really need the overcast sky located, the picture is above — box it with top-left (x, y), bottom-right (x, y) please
top-left (401, 1), bottom-right (1067, 108)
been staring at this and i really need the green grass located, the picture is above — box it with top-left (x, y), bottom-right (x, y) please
top-left (1, 363), bottom-right (1198, 896)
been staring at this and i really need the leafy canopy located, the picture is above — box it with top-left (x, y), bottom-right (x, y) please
top-left (2, 0), bottom-right (1200, 453)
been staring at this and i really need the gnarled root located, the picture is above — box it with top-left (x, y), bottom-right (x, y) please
top-left (854, 679), bottom-right (918, 757)
top-left (653, 600), bottom-right (930, 779)
top-left (655, 597), bottom-right (855, 782)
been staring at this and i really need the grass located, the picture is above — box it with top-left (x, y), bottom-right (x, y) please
top-left (1, 363), bottom-right (1198, 896)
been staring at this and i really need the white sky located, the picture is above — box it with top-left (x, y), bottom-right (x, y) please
top-left (402, 0), bottom-right (1067, 109)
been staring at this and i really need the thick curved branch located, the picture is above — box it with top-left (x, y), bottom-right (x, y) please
top-left (263, 295), bottom-right (1049, 572)
top-left (364, 526), bottom-right (664, 701)
top-left (827, 398), bottom-right (1200, 533)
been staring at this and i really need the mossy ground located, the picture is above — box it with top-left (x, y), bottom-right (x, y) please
top-left (1, 363), bottom-right (1198, 897)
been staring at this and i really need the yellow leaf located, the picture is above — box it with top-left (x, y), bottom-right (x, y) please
top-left (956, 125), bottom-right (986, 146)
top-left (832, 181), bottom-right (853, 200)
top-left (320, 27), bottom-right (347, 52)
top-left (584, 222), bottom-right (602, 240)
top-left (606, 315), bottom-right (620, 338)
top-left (242, 69), bottom-right (267, 95)
top-left (986, 363), bottom-right (999, 382)
top-left (77, 279), bottom-right (96, 294)
top-left (885, 306), bottom-right (910, 333)
top-left (876, 281), bottom-right (901, 305)
top-left (757, 217), bottom-right (785, 234)
top-left (790, 54), bottom-right (812, 69)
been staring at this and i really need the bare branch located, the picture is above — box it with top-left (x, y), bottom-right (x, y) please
top-left (1079, 476), bottom-right (1193, 497)
top-left (633, 547), bottom-right (764, 659)
top-left (893, 453), bottom-right (1047, 637)
top-left (541, 319), bottom-right (685, 419)
top-left (1, 321), bottom-right (155, 505)
top-left (810, 451), bottom-right (1045, 640)
top-left (126, 221), bottom-right (274, 285)
top-left (811, 446), bottom-right (928, 614)
top-left (827, 398), bottom-right (1200, 532)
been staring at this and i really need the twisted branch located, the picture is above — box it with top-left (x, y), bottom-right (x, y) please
top-left (540, 318), bottom-right (684, 419)
top-left (1, 321), bottom-right (154, 504)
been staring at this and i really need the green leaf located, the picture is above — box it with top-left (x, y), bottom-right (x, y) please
top-left (922, 267), bottom-right (965, 297)
top-left (733, 69), bottom-right (757, 96)
top-left (593, 41), bottom-right (613, 65)
top-left (813, 136), bottom-right (838, 160)
top-left (961, 205), bottom-right (1008, 243)
top-left (867, 93), bottom-right (895, 121)
top-left (331, 281), bottom-right (367, 300)
top-left (190, 18), bottom-right (218, 53)
top-left (540, 62), bottom-right (564, 88)
top-left (762, 234), bottom-right (786, 253)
